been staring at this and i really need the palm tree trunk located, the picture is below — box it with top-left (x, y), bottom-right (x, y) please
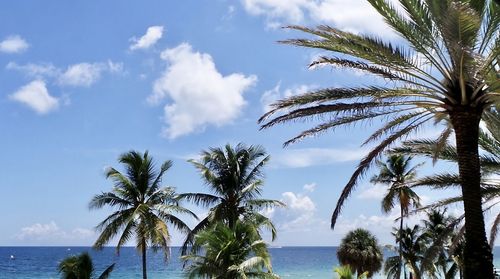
top-left (451, 109), bottom-right (494, 279)
top-left (409, 260), bottom-right (420, 279)
top-left (400, 206), bottom-right (406, 279)
top-left (141, 239), bottom-right (147, 279)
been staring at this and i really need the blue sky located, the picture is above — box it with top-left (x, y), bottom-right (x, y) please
top-left (0, 0), bottom-right (470, 247)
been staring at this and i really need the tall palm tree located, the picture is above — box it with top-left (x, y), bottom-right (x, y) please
top-left (89, 150), bottom-right (196, 279)
top-left (58, 252), bottom-right (114, 279)
top-left (182, 220), bottom-right (280, 279)
top-left (258, 1), bottom-right (499, 276)
top-left (371, 154), bottom-right (421, 279)
top-left (178, 143), bottom-right (284, 254)
top-left (337, 228), bottom-right (383, 278)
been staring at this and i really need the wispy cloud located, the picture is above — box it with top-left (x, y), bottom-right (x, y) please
top-left (303, 182), bottom-right (316, 192)
top-left (0, 35), bottom-right (29, 53)
top-left (356, 184), bottom-right (387, 200)
top-left (9, 80), bottom-right (59, 114)
top-left (7, 60), bottom-right (123, 87)
top-left (130, 26), bottom-right (164, 51)
top-left (6, 62), bottom-right (59, 78)
top-left (150, 43), bottom-right (257, 139)
top-left (15, 221), bottom-right (94, 244)
top-left (272, 147), bottom-right (369, 168)
top-left (58, 61), bottom-right (122, 87)
top-left (260, 82), bottom-right (315, 112)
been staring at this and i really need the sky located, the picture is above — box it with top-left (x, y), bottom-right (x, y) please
top-left (0, 0), bottom-right (480, 247)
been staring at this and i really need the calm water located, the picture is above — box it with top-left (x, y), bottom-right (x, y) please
top-left (1, 247), bottom-right (500, 278)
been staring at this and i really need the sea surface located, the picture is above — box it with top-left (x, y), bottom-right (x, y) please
top-left (1, 246), bottom-right (500, 279)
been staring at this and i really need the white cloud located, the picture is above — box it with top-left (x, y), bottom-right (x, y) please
top-left (9, 80), bottom-right (59, 114)
top-left (303, 182), bottom-right (316, 192)
top-left (241, 0), bottom-right (397, 37)
top-left (130, 25), bottom-right (164, 51)
top-left (278, 191), bottom-right (321, 231)
top-left (272, 147), bottom-right (369, 168)
top-left (335, 208), bottom-right (427, 245)
top-left (150, 43), bottom-right (257, 139)
top-left (16, 221), bottom-right (94, 243)
top-left (0, 35), bottom-right (29, 53)
top-left (242, 0), bottom-right (309, 25)
top-left (260, 82), bottom-right (314, 112)
top-left (356, 184), bottom-right (387, 200)
top-left (264, 188), bottom-right (329, 235)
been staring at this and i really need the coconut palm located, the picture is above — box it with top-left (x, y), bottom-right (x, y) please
top-left (371, 154), bottom-right (421, 279)
top-left (182, 220), bottom-right (280, 279)
top-left (337, 228), bottom-right (383, 278)
top-left (258, 1), bottom-right (499, 276)
top-left (178, 143), bottom-right (284, 254)
top-left (58, 252), bottom-right (114, 279)
top-left (89, 150), bottom-right (196, 279)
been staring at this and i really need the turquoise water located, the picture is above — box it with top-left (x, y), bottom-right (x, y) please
top-left (1, 247), bottom-right (500, 278)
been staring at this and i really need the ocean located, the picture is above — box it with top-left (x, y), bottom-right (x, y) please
top-left (1, 247), bottom-right (499, 278)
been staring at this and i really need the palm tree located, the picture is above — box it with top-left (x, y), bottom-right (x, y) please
top-left (337, 228), bottom-right (383, 278)
top-left (371, 154), bottom-right (421, 279)
top-left (394, 226), bottom-right (426, 279)
top-left (258, 1), bottom-right (499, 276)
top-left (420, 209), bottom-right (456, 278)
top-left (182, 220), bottom-right (280, 279)
top-left (178, 143), bottom-right (284, 254)
top-left (58, 252), bottom-right (114, 279)
top-left (89, 150), bottom-right (196, 279)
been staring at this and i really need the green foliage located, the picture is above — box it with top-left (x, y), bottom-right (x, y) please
top-left (58, 252), bottom-right (114, 279)
top-left (337, 229), bottom-right (383, 278)
top-left (334, 265), bottom-right (368, 279)
top-left (182, 220), bottom-right (280, 279)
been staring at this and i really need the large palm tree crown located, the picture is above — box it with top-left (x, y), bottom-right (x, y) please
top-left (178, 143), bottom-right (284, 253)
top-left (258, 0), bottom-right (499, 277)
top-left (89, 151), bottom-right (195, 279)
top-left (337, 228), bottom-right (383, 278)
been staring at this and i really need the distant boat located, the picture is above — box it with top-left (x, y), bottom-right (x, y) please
top-left (10, 255), bottom-right (14, 260)
top-left (67, 248), bottom-right (71, 251)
